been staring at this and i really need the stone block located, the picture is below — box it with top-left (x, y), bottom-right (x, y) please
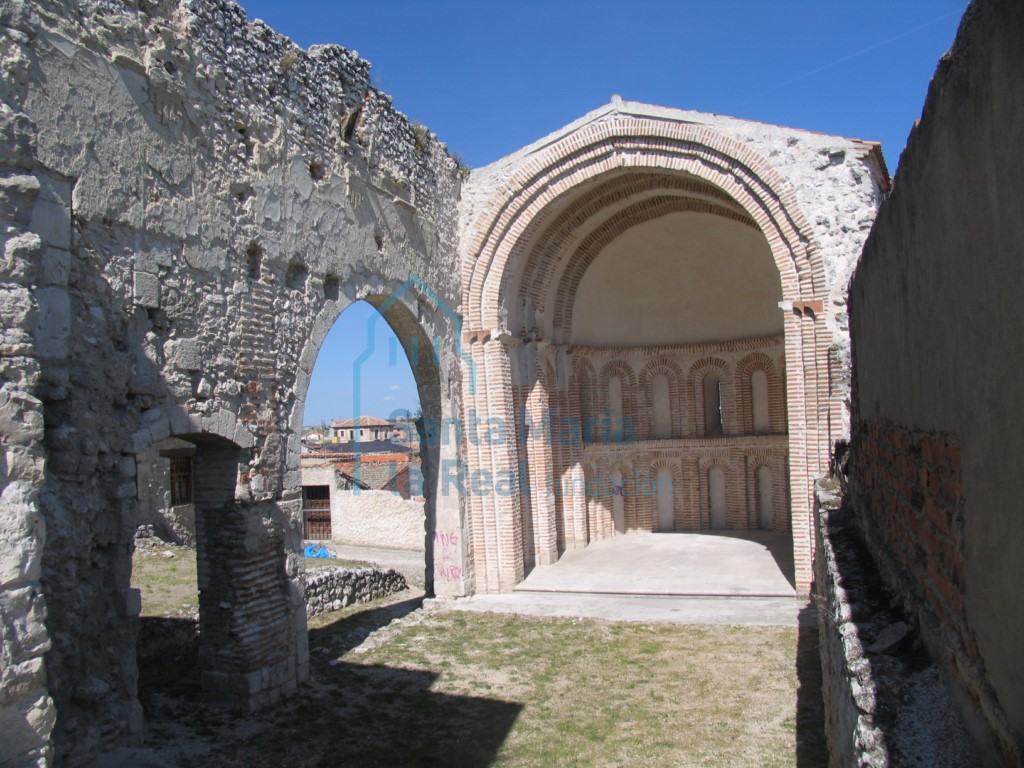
top-left (5, 444), bottom-right (43, 487)
top-left (0, 174), bottom-right (40, 226)
top-left (164, 338), bottom-right (202, 371)
top-left (1, 232), bottom-right (42, 282)
top-left (0, 286), bottom-right (34, 330)
top-left (32, 171), bottom-right (71, 207)
top-left (0, 585), bottom-right (50, 662)
top-left (28, 198), bottom-right (70, 250)
top-left (0, 389), bottom-right (44, 447)
top-left (33, 286), bottom-right (69, 360)
top-left (38, 246), bottom-right (70, 287)
top-left (133, 269), bottom-right (160, 309)
top-left (0, 692), bottom-right (55, 765)
top-left (136, 248), bottom-right (173, 273)
top-left (0, 487), bottom-right (43, 589)
top-left (0, 657), bottom-right (46, 706)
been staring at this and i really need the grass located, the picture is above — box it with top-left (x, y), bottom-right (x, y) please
top-left (135, 588), bottom-right (817, 767)
top-left (131, 549), bottom-right (376, 617)
top-left (132, 548), bottom-right (199, 617)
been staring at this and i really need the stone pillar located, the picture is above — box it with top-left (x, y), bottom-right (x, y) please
top-left (0, 167), bottom-right (57, 766)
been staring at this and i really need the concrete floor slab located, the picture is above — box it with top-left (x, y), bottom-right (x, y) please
top-left (516, 532), bottom-right (796, 597)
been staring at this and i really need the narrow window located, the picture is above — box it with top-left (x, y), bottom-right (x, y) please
top-left (652, 374), bottom-right (671, 439)
top-left (703, 374), bottom-right (723, 437)
top-left (752, 369), bottom-right (770, 434)
top-left (169, 456), bottom-right (193, 506)
top-left (757, 465), bottom-right (774, 529)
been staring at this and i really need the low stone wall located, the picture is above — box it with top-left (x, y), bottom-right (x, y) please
top-left (137, 567), bottom-right (409, 663)
top-left (304, 567), bottom-right (408, 618)
top-left (814, 481), bottom-right (975, 767)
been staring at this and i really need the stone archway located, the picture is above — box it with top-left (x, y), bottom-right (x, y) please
top-left (288, 277), bottom-right (469, 598)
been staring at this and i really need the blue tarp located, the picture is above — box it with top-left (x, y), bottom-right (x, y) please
top-left (304, 543), bottom-right (331, 558)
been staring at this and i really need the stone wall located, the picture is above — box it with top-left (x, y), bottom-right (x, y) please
top-left (814, 483), bottom-right (977, 767)
top-left (134, 437), bottom-right (196, 545)
top-left (138, 567), bottom-right (409, 659)
top-left (304, 567), bottom-right (408, 617)
top-left (847, 0), bottom-right (1024, 762)
top-left (0, 0), bottom-right (464, 762)
top-left (0, 100), bottom-right (57, 768)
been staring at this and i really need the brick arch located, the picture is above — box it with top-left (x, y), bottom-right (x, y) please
top-left (596, 359), bottom-right (639, 442)
top-left (463, 116), bottom-right (823, 335)
top-left (745, 450), bottom-right (788, 532)
top-left (638, 358), bottom-right (686, 440)
top-left (735, 352), bottom-right (787, 435)
top-left (517, 173), bottom-right (745, 308)
top-left (689, 358), bottom-right (732, 437)
top-left (649, 456), bottom-right (683, 519)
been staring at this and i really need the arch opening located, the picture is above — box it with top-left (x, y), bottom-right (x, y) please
top-left (296, 298), bottom-right (439, 596)
top-left (462, 116), bottom-right (827, 594)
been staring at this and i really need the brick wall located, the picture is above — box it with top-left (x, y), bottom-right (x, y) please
top-left (850, 419), bottom-right (966, 640)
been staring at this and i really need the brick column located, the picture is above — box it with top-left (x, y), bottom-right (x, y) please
top-left (485, 339), bottom-right (525, 590)
top-left (462, 341), bottom-right (496, 591)
top-left (464, 339), bottom-right (525, 591)
top-left (526, 355), bottom-right (558, 565)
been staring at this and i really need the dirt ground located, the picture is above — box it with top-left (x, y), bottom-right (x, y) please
top-left (104, 583), bottom-right (827, 768)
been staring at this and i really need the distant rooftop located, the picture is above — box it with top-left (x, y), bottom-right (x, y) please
top-left (330, 416), bottom-right (397, 428)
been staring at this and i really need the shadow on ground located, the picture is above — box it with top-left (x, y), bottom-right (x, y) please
top-left (135, 597), bottom-right (523, 767)
top-left (795, 603), bottom-right (829, 766)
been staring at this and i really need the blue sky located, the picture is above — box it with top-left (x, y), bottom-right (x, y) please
top-left (268, 0), bottom-right (970, 425)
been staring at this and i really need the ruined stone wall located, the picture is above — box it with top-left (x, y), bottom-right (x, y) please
top-left (847, 0), bottom-right (1024, 762)
top-left (0, 0), bottom-right (464, 762)
top-left (814, 483), bottom-right (975, 768)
